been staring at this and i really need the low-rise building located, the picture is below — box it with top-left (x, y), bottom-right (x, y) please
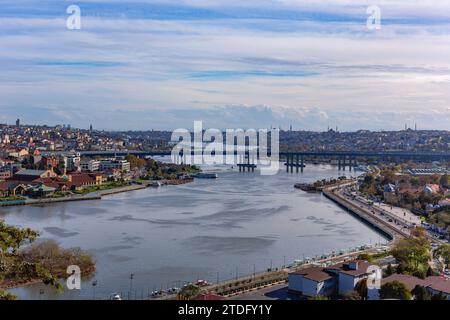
top-left (368, 273), bottom-right (450, 300)
top-left (99, 159), bottom-right (131, 172)
top-left (79, 159), bottom-right (100, 172)
top-left (288, 260), bottom-right (373, 297)
top-left (12, 169), bottom-right (58, 182)
top-left (288, 267), bottom-right (335, 296)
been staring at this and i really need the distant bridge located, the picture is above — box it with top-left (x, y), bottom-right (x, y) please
top-left (42, 150), bottom-right (450, 173)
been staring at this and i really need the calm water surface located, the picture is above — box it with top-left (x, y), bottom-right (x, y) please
top-left (1, 164), bottom-right (386, 299)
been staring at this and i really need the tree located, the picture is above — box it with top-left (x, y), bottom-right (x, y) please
top-left (0, 289), bottom-right (16, 300)
top-left (410, 177), bottom-right (420, 187)
top-left (411, 285), bottom-right (430, 300)
top-left (308, 294), bottom-right (329, 300)
top-left (434, 244), bottom-right (450, 268)
top-left (0, 220), bottom-right (39, 254)
top-left (357, 253), bottom-right (373, 263)
top-left (177, 284), bottom-right (201, 300)
top-left (384, 264), bottom-right (394, 277)
top-left (431, 292), bottom-right (448, 300)
top-left (379, 281), bottom-right (412, 300)
top-left (426, 266), bottom-right (435, 277)
top-left (390, 229), bottom-right (430, 276)
top-left (439, 174), bottom-right (449, 187)
top-left (355, 279), bottom-right (368, 300)
top-left (343, 291), bottom-right (361, 300)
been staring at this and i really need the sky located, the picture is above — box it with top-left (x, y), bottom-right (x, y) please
top-left (0, 0), bottom-right (450, 131)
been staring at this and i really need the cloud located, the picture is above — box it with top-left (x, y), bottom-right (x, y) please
top-left (0, 0), bottom-right (449, 130)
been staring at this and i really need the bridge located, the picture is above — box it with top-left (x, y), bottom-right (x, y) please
top-left (42, 150), bottom-right (450, 173)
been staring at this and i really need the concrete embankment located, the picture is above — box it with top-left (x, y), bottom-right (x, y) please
top-left (322, 188), bottom-right (408, 241)
top-left (0, 184), bottom-right (147, 207)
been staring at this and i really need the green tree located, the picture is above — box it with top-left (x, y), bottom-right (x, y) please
top-left (0, 289), bottom-right (16, 300)
top-left (411, 285), bottom-right (430, 300)
top-left (178, 284), bottom-right (201, 300)
top-left (434, 244), bottom-right (450, 268)
top-left (384, 264), bottom-right (394, 277)
top-left (426, 266), bottom-right (435, 277)
top-left (379, 281), bottom-right (412, 300)
top-left (308, 294), bottom-right (329, 300)
top-left (431, 292), bottom-right (448, 300)
top-left (356, 253), bottom-right (373, 263)
top-left (343, 291), bottom-right (361, 300)
top-left (439, 174), bottom-right (449, 188)
top-left (0, 220), bottom-right (39, 254)
top-left (390, 229), bottom-right (430, 276)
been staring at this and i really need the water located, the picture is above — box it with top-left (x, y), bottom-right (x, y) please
top-left (1, 164), bottom-right (386, 300)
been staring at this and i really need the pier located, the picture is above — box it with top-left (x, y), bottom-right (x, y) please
top-left (284, 154), bottom-right (305, 173)
top-left (237, 155), bottom-right (257, 172)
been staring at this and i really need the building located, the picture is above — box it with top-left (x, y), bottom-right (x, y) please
top-left (67, 173), bottom-right (102, 190)
top-left (79, 159), bottom-right (100, 172)
top-left (0, 181), bottom-right (27, 197)
top-left (383, 184), bottom-right (397, 204)
top-left (27, 184), bottom-right (57, 198)
top-left (288, 260), bottom-right (373, 297)
top-left (12, 169), bottom-right (58, 182)
top-left (64, 153), bottom-right (81, 171)
top-left (326, 260), bottom-right (373, 295)
top-left (99, 159), bottom-right (131, 172)
top-left (0, 171), bottom-right (12, 181)
top-left (368, 274), bottom-right (450, 300)
top-left (16, 118), bottom-right (20, 127)
top-left (407, 168), bottom-right (450, 176)
top-left (41, 156), bottom-right (60, 169)
top-left (288, 267), bottom-right (335, 296)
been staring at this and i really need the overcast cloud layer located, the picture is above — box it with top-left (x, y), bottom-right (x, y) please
top-left (1, 0), bottom-right (450, 130)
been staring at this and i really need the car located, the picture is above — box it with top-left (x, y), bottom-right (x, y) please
top-left (109, 293), bottom-right (122, 300)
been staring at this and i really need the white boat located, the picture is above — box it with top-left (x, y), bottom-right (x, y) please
top-left (148, 181), bottom-right (162, 187)
top-left (109, 293), bottom-right (122, 300)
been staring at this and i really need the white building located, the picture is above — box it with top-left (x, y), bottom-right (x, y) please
top-left (288, 267), bottom-right (335, 296)
top-left (99, 159), bottom-right (131, 172)
top-left (79, 159), bottom-right (100, 172)
top-left (64, 153), bottom-right (81, 171)
top-left (288, 260), bottom-right (373, 297)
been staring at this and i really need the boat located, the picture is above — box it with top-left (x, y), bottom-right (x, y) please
top-left (193, 173), bottom-right (218, 179)
top-left (109, 293), bottom-right (122, 300)
top-left (294, 183), bottom-right (319, 192)
top-left (148, 181), bottom-right (162, 187)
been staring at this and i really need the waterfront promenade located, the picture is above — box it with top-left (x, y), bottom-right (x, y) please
top-left (0, 184), bottom-right (147, 207)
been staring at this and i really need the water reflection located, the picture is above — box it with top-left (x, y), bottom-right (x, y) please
top-left (3, 165), bottom-right (386, 299)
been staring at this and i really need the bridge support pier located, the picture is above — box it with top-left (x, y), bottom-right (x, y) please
top-left (301, 155), bottom-right (304, 173)
top-left (290, 154), bottom-right (294, 173)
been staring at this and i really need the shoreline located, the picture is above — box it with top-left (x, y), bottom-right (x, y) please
top-left (0, 179), bottom-right (193, 208)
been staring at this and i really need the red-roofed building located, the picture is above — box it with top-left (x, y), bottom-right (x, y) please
top-left (368, 274), bottom-right (450, 300)
top-left (41, 156), bottom-right (60, 169)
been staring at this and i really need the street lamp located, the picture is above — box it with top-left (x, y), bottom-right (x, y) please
top-left (92, 280), bottom-right (98, 300)
top-left (129, 273), bottom-right (135, 292)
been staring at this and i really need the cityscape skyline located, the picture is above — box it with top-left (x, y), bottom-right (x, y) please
top-left (0, 117), bottom-right (445, 133)
top-left (1, 0), bottom-right (450, 130)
